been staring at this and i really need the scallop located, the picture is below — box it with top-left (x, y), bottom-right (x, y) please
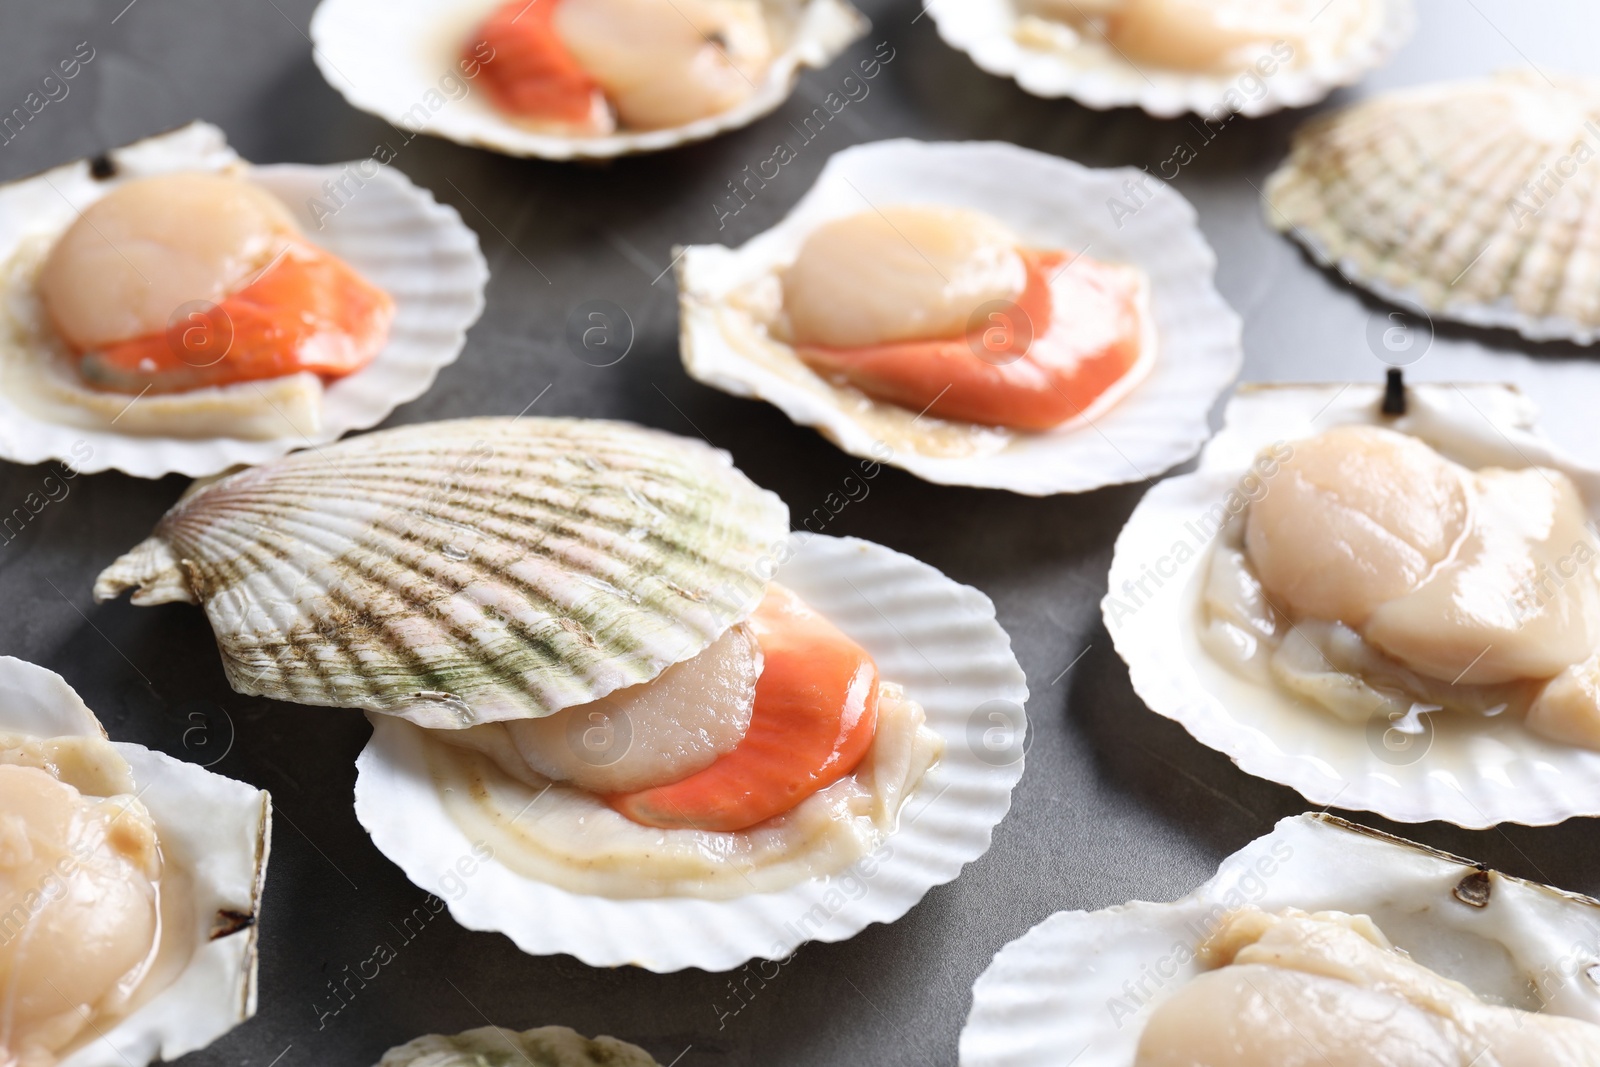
top-left (94, 417), bottom-right (790, 729)
top-left (309, 0), bottom-right (868, 160)
top-left (505, 622), bottom-right (761, 792)
top-left (1266, 71), bottom-right (1600, 343)
top-left (377, 1025), bottom-right (659, 1066)
top-left (1105, 381), bottom-right (1600, 827)
top-left (781, 207), bottom-right (1027, 348)
top-left (0, 656), bottom-right (269, 1067)
top-left (962, 814), bottom-right (1600, 1067)
top-left (926, 0), bottom-right (1411, 117)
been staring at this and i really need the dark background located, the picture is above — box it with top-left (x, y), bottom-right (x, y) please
top-left (3, 1), bottom-right (1598, 1064)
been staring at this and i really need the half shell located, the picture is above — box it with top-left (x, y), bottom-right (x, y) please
top-left (677, 140), bottom-right (1242, 495)
top-left (94, 417), bottom-right (790, 730)
top-left (0, 121), bottom-right (487, 478)
top-left (355, 533), bottom-right (1030, 971)
top-left (960, 812), bottom-right (1600, 1067)
top-left (1105, 381), bottom-right (1600, 827)
top-left (0, 656), bottom-right (271, 1067)
top-left (1267, 71), bottom-right (1600, 344)
top-left (927, 0), bottom-right (1412, 118)
top-left (378, 1026), bottom-right (659, 1066)
top-left (309, 0), bottom-right (868, 161)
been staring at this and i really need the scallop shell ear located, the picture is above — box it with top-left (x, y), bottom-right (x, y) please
top-left (377, 1026), bottom-right (660, 1067)
top-left (95, 418), bottom-right (790, 729)
top-left (1266, 71), bottom-right (1600, 344)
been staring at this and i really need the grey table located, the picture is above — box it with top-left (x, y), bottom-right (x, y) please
top-left (2, 1), bottom-right (1597, 1064)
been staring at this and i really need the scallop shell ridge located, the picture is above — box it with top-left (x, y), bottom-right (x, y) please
top-left (95, 418), bottom-right (790, 728)
top-left (1266, 70), bottom-right (1600, 343)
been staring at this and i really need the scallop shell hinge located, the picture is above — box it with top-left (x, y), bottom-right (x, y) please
top-left (95, 417), bottom-right (790, 729)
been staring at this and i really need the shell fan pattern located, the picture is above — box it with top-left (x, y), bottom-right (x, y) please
top-left (95, 418), bottom-right (791, 729)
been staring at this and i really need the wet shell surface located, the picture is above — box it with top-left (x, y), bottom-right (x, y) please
top-left (0, 656), bottom-right (270, 1067)
top-left (677, 140), bottom-right (1242, 495)
top-left (355, 533), bottom-right (1030, 971)
top-left (1105, 381), bottom-right (1600, 827)
top-left (94, 417), bottom-right (790, 730)
top-left (377, 1025), bottom-right (659, 1066)
top-left (926, 0), bottom-right (1412, 118)
top-left (0, 121), bottom-right (487, 478)
top-left (309, 0), bottom-right (868, 161)
top-left (960, 812), bottom-right (1600, 1067)
top-left (1268, 71), bottom-right (1600, 344)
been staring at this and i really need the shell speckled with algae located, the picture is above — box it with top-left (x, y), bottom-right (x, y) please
top-left (95, 417), bottom-right (790, 729)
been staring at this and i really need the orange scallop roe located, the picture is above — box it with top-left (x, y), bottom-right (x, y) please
top-left (795, 249), bottom-right (1146, 432)
top-left (77, 239), bottom-right (394, 395)
top-left (467, 0), bottom-right (602, 125)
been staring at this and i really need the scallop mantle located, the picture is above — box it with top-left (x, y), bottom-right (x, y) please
top-left (94, 417), bottom-right (791, 729)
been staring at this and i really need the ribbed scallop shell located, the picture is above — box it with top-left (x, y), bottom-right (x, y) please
top-left (95, 418), bottom-right (790, 729)
top-left (378, 1026), bottom-right (659, 1067)
top-left (1267, 71), bottom-right (1600, 343)
top-left (961, 813), bottom-right (1600, 1067)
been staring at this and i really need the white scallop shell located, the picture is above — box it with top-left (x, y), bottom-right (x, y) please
top-left (378, 1025), bottom-right (659, 1066)
top-left (926, 0), bottom-right (1413, 118)
top-left (677, 140), bottom-right (1242, 496)
top-left (355, 533), bottom-right (1029, 971)
top-left (1267, 71), bottom-right (1600, 344)
top-left (0, 656), bottom-right (271, 1067)
top-left (309, 0), bottom-right (868, 161)
top-left (960, 812), bottom-right (1600, 1067)
top-left (1105, 381), bottom-right (1600, 827)
top-left (0, 121), bottom-right (487, 478)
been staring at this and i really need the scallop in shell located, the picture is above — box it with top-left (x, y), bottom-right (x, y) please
top-left (355, 532), bottom-right (1030, 971)
top-left (677, 140), bottom-right (1242, 495)
top-left (926, 0), bottom-right (1412, 118)
top-left (309, 0), bottom-right (868, 160)
top-left (93, 417), bottom-right (791, 730)
top-left (0, 656), bottom-right (270, 1067)
top-left (0, 121), bottom-right (486, 479)
top-left (961, 813), bottom-right (1600, 1067)
top-left (1105, 381), bottom-right (1600, 827)
top-left (378, 1026), bottom-right (659, 1066)
top-left (1266, 71), bottom-right (1600, 343)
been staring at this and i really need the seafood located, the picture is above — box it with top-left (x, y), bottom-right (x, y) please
top-left (926, 0), bottom-right (1411, 117)
top-left (309, 0), bottom-right (868, 160)
top-left (1106, 382), bottom-right (1600, 826)
top-left (1267, 71), bottom-right (1600, 344)
top-left (678, 139), bottom-right (1241, 494)
top-left (962, 814), bottom-right (1600, 1067)
top-left (377, 1026), bottom-right (658, 1066)
top-left (0, 657), bottom-right (269, 1067)
top-left (0, 122), bottom-right (486, 478)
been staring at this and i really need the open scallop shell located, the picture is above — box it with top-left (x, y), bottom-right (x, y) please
top-left (677, 140), bottom-right (1242, 495)
top-left (355, 532), bottom-right (1029, 971)
top-left (0, 656), bottom-right (270, 1067)
top-left (95, 417), bottom-right (790, 730)
top-left (960, 812), bottom-right (1600, 1067)
top-left (309, 0), bottom-right (868, 161)
top-left (926, 0), bottom-right (1413, 118)
top-left (1105, 381), bottom-right (1600, 827)
top-left (1267, 71), bottom-right (1600, 344)
top-left (0, 121), bottom-right (487, 478)
top-left (378, 1026), bottom-right (659, 1066)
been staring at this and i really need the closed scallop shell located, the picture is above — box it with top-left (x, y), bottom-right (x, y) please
top-left (0, 656), bottom-right (271, 1067)
top-left (377, 1026), bottom-right (660, 1066)
top-left (355, 533), bottom-right (1030, 971)
top-left (960, 813), bottom-right (1600, 1067)
top-left (0, 121), bottom-right (487, 478)
top-left (94, 417), bottom-right (791, 730)
top-left (1267, 71), bottom-right (1600, 343)
top-left (1104, 381), bottom-right (1600, 828)
top-left (309, 0), bottom-right (868, 161)
top-left (677, 139), bottom-right (1242, 495)
top-left (927, 0), bottom-right (1412, 118)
